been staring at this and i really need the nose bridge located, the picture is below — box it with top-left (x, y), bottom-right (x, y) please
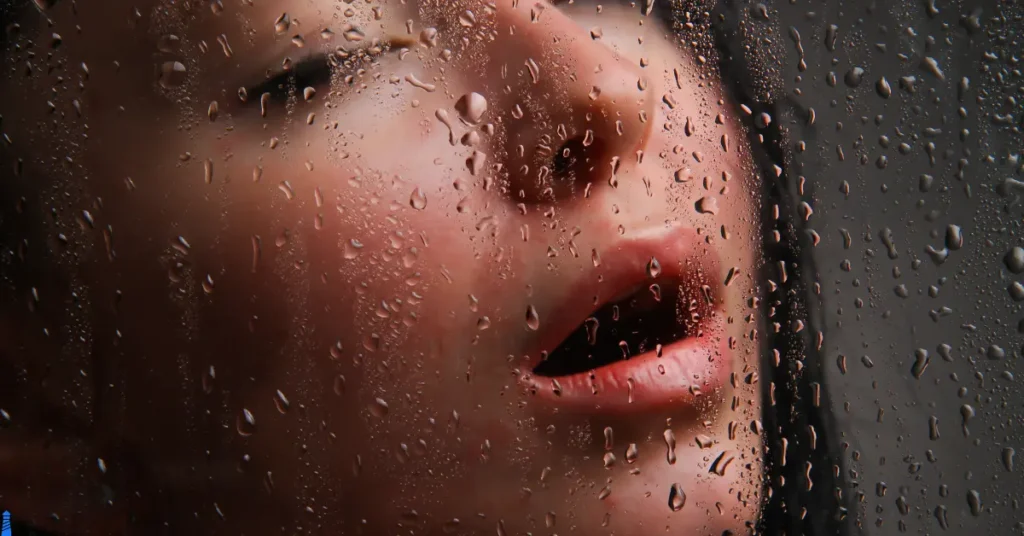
top-left (483, 1), bottom-right (655, 202)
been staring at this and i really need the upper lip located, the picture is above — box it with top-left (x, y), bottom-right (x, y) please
top-left (521, 224), bottom-right (730, 414)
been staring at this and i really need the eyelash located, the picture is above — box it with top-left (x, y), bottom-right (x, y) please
top-left (247, 54), bottom-right (335, 104)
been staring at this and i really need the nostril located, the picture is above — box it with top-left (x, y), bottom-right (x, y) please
top-left (551, 135), bottom-right (607, 183)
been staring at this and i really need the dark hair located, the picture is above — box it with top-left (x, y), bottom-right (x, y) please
top-left (705, 2), bottom-right (851, 535)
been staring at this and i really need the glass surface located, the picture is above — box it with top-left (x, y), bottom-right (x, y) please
top-left (0, 0), bottom-right (1018, 534)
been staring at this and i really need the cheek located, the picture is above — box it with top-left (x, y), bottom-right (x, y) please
top-left (600, 443), bottom-right (762, 536)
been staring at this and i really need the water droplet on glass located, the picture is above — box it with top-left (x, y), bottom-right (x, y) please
top-left (625, 443), bottom-right (638, 463)
top-left (946, 225), bottom-right (964, 250)
top-left (647, 257), bottom-right (662, 278)
top-left (274, 13), bottom-right (291, 34)
top-left (410, 187), bottom-right (427, 210)
top-left (525, 58), bottom-right (540, 84)
top-left (202, 366), bottom-right (216, 394)
top-left (455, 92), bottom-right (487, 124)
top-left (961, 404), bottom-right (976, 435)
top-left (921, 56), bottom-right (945, 81)
top-left (363, 333), bottom-right (381, 352)
top-left (1005, 247), bottom-right (1024, 273)
top-left (695, 196), bottom-right (719, 215)
top-left (157, 34), bottom-right (181, 53)
top-left (967, 489), bottom-right (982, 516)
top-left (584, 317), bottom-right (599, 345)
top-left (344, 239), bottom-right (364, 260)
top-left (876, 77), bottom-right (892, 98)
top-left (1009, 282), bottom-right (1024, 302)
top-left (526, 305), bottom-right (540, 331)
top-left (237, 408), bottom-right (256, 436)
top-left (664, 428), bottom-right (677, 464)
top-left (928, 416), bottom-right (941, 440)
top-left (458, 10), bottom-right (476, 27)
top-left (419, 27), bottom-right (438, 47)
top-left (159, 61), bottom-right (187, 88)
top-left (668, 483), bottom-right (686, 511)
top-left (844, 66), bottom-right (865, 87)
top-left (369, 397), bottom-right (389, 418)
top-left (274, 390), bottom-right (290, 413)
top-left (911, 349), bottom-right (929, 379)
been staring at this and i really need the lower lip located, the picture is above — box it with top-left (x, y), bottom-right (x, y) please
top-left (522, 315), bottom-right (731, 414)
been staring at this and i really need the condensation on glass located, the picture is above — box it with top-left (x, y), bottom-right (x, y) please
top-left (0, 0), bottom-right (1019, 535)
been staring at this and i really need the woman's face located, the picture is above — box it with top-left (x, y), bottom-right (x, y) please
top-left (2, 0), bottom-right (764, 534)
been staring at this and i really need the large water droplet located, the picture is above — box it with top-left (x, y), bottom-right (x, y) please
top-left (911, 349), bottom-right (929, 379)
top-left (526, 305), bottom-right (540, 331)
top-left (344, 239), bottom-right (364, 260)
top-left (159, 61), bottom-right (187, 88)
top-left (668, 483), bottom-right (686, 511)
top-left (647, 257), bottom-right (662, 278)
top-left (274, 13), bottom-right (291, 34)
top-left (274, 390), bottom-right (290, 413)
top-left (157, 34), bottom-right (181, 53)
top-left (664, 428), bottom-right (677, 464)
top-left (237, 408), bottom-right (256, 436)
top-left (935, 505), bottom-right (949, 529)
top-left (584, 317), bottom-right (599, 345)
top-left (410, 187), bottom-right (427, 210)
top-left (844, 66), bottom-right (865, 87)
top-left (967, 489), bottom-right (982, 516)
top-left (876, 77), bottom-right (892, 98)
top-left (695, 196), bottom-right (719, 215)
top-left (1005, 247), bottom-right (1024, 273)
top-left (419, 27), bottom-right (438, 47)
top-left (369, 397), bottom-right (389, 418)
top-left (921, 56), bottom-right (945, 81)
top-left (455, 92), bottom-right (487, 124)
top-left (625, 443), bottom-right (638, 463)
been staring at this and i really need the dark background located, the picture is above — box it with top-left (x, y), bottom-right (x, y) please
top-left (753, 0), bottom-right (1024, 533)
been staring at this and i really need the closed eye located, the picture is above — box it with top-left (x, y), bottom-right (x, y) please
top-left (247, 53), bottom-right (334, 105)
top-left (245, 36), bottom-right (414, 107)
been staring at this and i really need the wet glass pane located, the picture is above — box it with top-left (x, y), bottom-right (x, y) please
top-left (0, 0), bottom-right (1018, 534)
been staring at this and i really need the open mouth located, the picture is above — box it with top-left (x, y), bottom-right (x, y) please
top-left (522, 226), bottom-right (730, 414)
top-left (533, 275), bottom-right (709, 378)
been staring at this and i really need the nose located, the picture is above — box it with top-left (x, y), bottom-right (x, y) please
top-left (478, 1), bottom-right (655, 203)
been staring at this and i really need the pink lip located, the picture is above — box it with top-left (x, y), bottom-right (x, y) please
top-left (521, 225), bottom-right (730, 414)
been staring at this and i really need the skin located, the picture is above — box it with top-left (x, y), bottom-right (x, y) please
top-left (0, 0), bottom-right (765, 534)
